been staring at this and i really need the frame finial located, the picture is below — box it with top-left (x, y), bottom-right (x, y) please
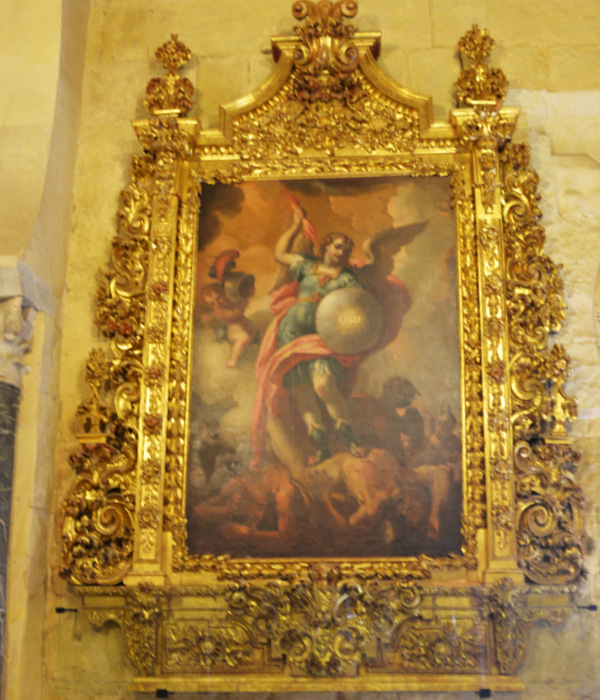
top-left (456, 25), bottom-right (508, 107)
top-left (144, 34), bottom-right (194, 116)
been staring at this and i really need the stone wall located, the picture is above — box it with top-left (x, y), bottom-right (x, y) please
top-left (4, 0), bottom-right (600, 698)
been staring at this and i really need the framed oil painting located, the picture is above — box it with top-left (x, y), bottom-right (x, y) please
top-left (60, 2), bottom-right (584, 693)
top-left (187, 176), bottom-right (462, 561)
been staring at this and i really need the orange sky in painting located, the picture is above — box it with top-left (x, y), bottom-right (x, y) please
top-left (196, 178), bottom-right (427, 300)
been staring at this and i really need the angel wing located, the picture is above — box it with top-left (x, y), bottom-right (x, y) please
top-left (357, 220), bottom-right (428, 287)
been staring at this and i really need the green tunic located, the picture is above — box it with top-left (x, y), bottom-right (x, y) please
top-left (277, 254), bottom-right (363, 389)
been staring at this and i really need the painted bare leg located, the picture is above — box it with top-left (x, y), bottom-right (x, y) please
top-left (226, 331), bottom-right (252, 368)
top-left (412, 464), bottom-right (451, 537)
top-left (311, 372), bottom-right (367, 457)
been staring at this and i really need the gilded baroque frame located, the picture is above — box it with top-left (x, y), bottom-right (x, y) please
top-left (60, 3), bottom-right (584, 692)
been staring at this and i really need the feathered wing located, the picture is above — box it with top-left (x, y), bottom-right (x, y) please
top-left (356, 220), bottom-right (428, 288)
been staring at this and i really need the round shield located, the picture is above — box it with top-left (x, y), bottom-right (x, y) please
top-left (316, 287), bottom-right (384, 355)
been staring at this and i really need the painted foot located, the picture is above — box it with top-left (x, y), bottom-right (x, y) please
top-left (349, 443), bottom-right (368, 458)
top-left (307, 450), bottom-right (331, 466)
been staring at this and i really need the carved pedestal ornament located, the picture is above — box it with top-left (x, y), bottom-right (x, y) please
top-left (60, 6), bottom-right (584, 693)
top-left (0, 295), bottom-right (35, 389)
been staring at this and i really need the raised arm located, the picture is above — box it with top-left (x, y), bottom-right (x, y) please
top-left (274, 207), bottom-right (305, 267)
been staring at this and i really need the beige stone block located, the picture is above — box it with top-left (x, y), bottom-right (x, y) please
top-left (148, 0), bottom-right (431, 61)
top-left (494, 46), bottom-right (548, 91)
top-left (24, 156), bottom-right (77, 299)
top-left (504, 89), bottom-right (552, 145)
top-left (148, 0), bottom-right (288, 59)
top-left (91, 0), bottom-right (151, 66)
top-left (432, 0), bottom-right (489, 48)
top-left (73, 125), bottom-right (136, 224)
top-left (0, 0), bottom-right (60, 66)
top-left (14, 1), bottom-right (90, 300)
top-left (197, 55), bottom-right (251, 127)
top-left (248, 51), bottom-right (282, 98)
top-left (359, 0), bottom-right (432, 50)
top-left (565, 362), bottom-right (600, 421)
top-left (574, 417), bottom-right (600, 438)
top-left (553, 154), bottom-right (600, 221)
top-left (58, 313), bottom-right (105, 412)
top-left (7, 310), bottom-right (60, 700)
top-left (59, 141), bottom-right (134, 404)
top-left (85, 3), bottom-right (112, 66)
top-left (568, 374), bottom-right (600, 420)
top-left (578, 435), bottom-right (600, 497)
top-left (46, 607), bottom-right (134, 699)
top-left (376, 49), bottom-right (412, 93)
top-left (489, 0), bottom-right (600, 47)
top-left (81, 62), bottom-right (150, 125)
top-left (550, 107), bottom-right (600, 165)
top-left (407, 48), bottom-right (458, 119)
top-left (547, 46), bottom-right (600, 91)
top-left (522, 610), bottom-right (600, 695)
top-left (500, 89), bottom-right (600, 159)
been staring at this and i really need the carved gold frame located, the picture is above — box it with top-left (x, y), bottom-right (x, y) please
top-left (60, 4), bottom-right (584, 693)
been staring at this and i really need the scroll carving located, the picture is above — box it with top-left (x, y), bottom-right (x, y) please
top-left (225, 567), bottom-right (423, 677)
top-left (452, 91), bottom-right (520, 566)
top-left (81, 580), bottom-right (574, 680)
top-left (395, 618), bottom-right (486, 672)
top-left (501, 142), bottom-right (584, 583)
top-left (231, 74), bottom-right (419, 161)
top-left (61, 127), bottom-right (154, 585)
top-left (0, 296), bottom-right (35, 389)
top-left (451, 24), bottom-right (584, 582)
top-left (164, 621), bottom-right (253, 672)
top-left (291, 0), bottom-right (361, 77)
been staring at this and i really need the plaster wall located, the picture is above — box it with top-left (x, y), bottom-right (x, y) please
top-left (0, 0), bottom-right (60, 260)
top-left (5, 0), bottom-right (600, 698)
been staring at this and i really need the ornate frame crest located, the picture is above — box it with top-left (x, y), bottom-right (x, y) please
top-left (60, 5), bottom-right (584, 693)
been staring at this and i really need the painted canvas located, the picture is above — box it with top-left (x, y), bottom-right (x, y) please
top-left (186, 176), bottom-right (462, 559)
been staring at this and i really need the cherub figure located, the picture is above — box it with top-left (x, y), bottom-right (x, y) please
top-left (197, 250), bottom-right (257, 368)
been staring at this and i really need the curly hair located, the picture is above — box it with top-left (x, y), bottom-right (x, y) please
top-left (319, 232), bottom-right (354, 262)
